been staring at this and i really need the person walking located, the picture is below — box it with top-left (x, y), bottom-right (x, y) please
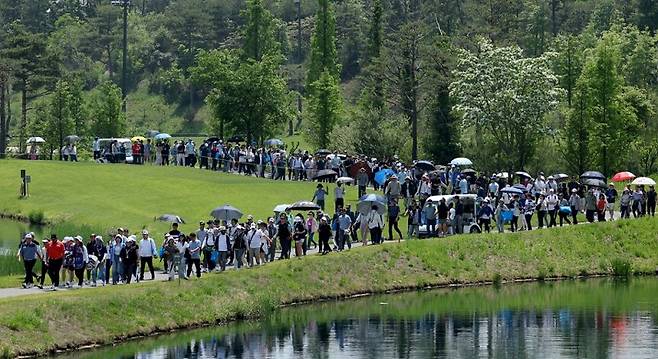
top-left (647, 185), bottom-right (656, 217)
top-left (558, 194), bottom-right (572, 226)
top-left (138, 230), bottom-right (157, 281)
top-left (605, 183), bottom-right (618, 220)
top-left (72, 236), bottom-right (88, 287)
top-left (306, 212), bottom-right (318, 250)
top-left (293, 217), bottom-right (307, 257)
top-left (18, 234), bottom-right (41, 289)
top-left (336, 208), bottom-right (353, 250)
top-left (387, 200), bottom-right (403, 242)
top-left (232, 225), bottom-right (247, 269)
top-left (317, 216), bottom-right (333, 255)
top-left (120, 237), bottom-right (139, 284)
top-left (45, 234), bottom-right (64, 290)
top-left (276, 214), bottom-right (292, 259)
top-left (215, 227), bottom-right (230, 271)
top-left (569, 189), bottom-right (581, 224)
top-left (312, 184), bottom-right (328, 211)
top-left (406, 202), bottom-right (421, 238)
top-left (186, 233), bottom-right (202, 278)
top-left (546, 189), bottom-right (559, 228)
top-left (524, 194), bottom-right (535, 231)
top-left (585, 189), bottom-right (597, 222)
top-left (334, 183), bottom-right (346, 213)
top-left (423, 200), bottom-right (437, 237)
top-left (367, 205), bottom-right (384, 244)
top-left (454, 196), bottom-right (464, 234)
top-left (477, 199), bottom-right (493, 233)
top-left (357, 168), bottom-right (369, 198)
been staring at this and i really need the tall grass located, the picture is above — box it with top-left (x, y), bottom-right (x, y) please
top-left (0, 255), bottom-right (23, 277)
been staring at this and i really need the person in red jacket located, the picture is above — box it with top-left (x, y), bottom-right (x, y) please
top-left (45, 234), bottom-right (65, 290)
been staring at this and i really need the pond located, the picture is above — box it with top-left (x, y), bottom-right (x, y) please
top-left (59, 277), bottom-right (658, 358)
top-left (0, 218), bottom-right (44, 255)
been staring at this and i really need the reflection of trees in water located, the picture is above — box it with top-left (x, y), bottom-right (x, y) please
top-left (132, 310), bottom-right (656, 358)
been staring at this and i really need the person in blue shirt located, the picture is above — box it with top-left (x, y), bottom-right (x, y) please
top-left (312, 184), bottom-right (328, 211)
top-left (477, 199), bottom-right (494, 233)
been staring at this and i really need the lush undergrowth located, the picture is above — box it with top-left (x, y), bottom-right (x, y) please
top-left (0, 217), bottom-right (657, 357)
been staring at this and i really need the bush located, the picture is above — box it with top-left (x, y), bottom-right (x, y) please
top-left (27, 210), bottom-right (45, 225)
top-left (611, 258), bottom-right (632, 277)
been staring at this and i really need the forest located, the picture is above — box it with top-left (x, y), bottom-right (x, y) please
top-left (0, 0), bottom-right (657, 175)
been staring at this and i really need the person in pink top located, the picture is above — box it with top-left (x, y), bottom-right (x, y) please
top-left (306, 212), bottom-right (318, 251)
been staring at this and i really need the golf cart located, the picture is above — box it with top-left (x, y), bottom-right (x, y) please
top-left (418, 194), bottom-right (482, 236)
top-left (98, 138), bottom-right (134, 164)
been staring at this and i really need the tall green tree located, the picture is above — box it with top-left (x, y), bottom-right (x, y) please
top-left (306, 0), bottom-right (340, 88)
top-left (241, 0), bottom-right (279, 61)
top-left (89, 81), bottom-right (125, 138)
top-left (577, 32), bottom-right (637, 176)
top-left (451, 39), bottom-right (563, 170)
top-left (0, 23), bottom-right (58, 153)
top-left (306, 70), bottom-right (342, 149)
top-left (192, 50), bottom-right (292, 144)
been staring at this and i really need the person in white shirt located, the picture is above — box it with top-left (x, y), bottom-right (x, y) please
top-left (92, 137), bottom-right (101, 160)
top-left (246, 223), bottom-right (261, 267)
top-left (545, 189), bottom-right (559, 228)
top-left (61, 144), bottom-right (70, 161)
top-left (138, 230), bottom-right (157, 281)
top-left (214, 227), bottom-right (230, 271)
top-left (69, 144), bottom-right (78, 162)
top-left (257, 222), bottom-right (270, 264)
top-left (334, 182), bottom-right (346, 212)
top-left (367, 206), bottom-right (384, 244)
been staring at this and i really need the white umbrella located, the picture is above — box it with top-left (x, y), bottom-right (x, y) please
top-left (273, 204), bottom-right (290, 213)
top-left (449, 157), bottom-right (472, 166)
top-left (26, 137), bottom-right (46, 144)
top-left (336, 177), bottom-right (354, 185)
top-left (631, 177), bottom-right (656, 186)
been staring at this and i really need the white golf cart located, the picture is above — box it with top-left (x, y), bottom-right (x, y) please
top-left (97, 138), bottom-right (134, 164)
top-left (419, 194), bottom-right (482, 236)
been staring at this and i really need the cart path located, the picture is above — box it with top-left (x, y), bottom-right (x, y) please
top-left (0, 214), bottom-right (624, 299)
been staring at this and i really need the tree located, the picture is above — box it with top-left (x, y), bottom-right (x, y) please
top-left (86, 4), bottom-right (122, 80)
top-left (241, 0), bottom-right (280, 61)
top-left (0, 23), bottom-right (58, 153)
top-left (561, 84), bottom-right (593, 174)
top-left (450, 39), bottom-right (563, 170)
top-left (553, 34), bottom-right (585, 108)
top-left (89, 81), bottom-right (125, 138)
top-left (576, 32), bottom-right (638, 176)
top-left (192, 50), bottom-right (292, 144)
top-left (306, 70), bottom-right (342, 149)
top-left (382, 21), bottom-right (430, 160)
top-left (636, 0), bottom-right (658, 34)
top-left (307, 0), bottom-right (340, 88)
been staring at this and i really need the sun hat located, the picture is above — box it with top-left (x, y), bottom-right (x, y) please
top-left (24, 233), bottom-right (33, 239)
top-left (142, 229), bottom-right (149, 235)
top-left (219, 226), bottom-right (226, 231)
top-left (74, 235), bottom-right (83, 241)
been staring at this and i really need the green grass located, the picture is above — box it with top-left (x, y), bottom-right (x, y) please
top-left (0, 257), bottom-right (22, 278)
top-left (0, 216), bottom-right (657, 356)
top-left (0, 160), bottom-right (360, 235)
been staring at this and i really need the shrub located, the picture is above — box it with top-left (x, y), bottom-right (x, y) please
top-left (611, 258), bottom-right (632, 277)
top-left (27, 210), bottom-right (45, 225)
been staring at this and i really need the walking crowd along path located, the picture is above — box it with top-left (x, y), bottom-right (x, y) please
top-left (12, 140), bottom-right (658, 298)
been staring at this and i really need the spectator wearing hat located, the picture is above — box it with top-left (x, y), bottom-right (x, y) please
top-left (72, 236), bottom-right (88, 287)
top-left (647, 185), bottom-right (656, 217)
top-left (605, 183), bottom-right (618, 220)
top-left (139, 230), bottom-right (157, 281)
top-left (18, 233), bottom-right (41, 289)
top-left (215, 226), bottom-right (230, 271)
top-left (569, 188), bottom-right (581, 224)
top-left (120, 236), bottom-right (139, 284)
top-left (357, 168), bottom-right (369, 198)
top-left (477, 199), bottom-right (493, 233)
top-left (334, 182), bottom-right (346, 213)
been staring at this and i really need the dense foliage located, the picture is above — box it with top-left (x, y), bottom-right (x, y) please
top-left (0, 0), bottom-right (657, 174)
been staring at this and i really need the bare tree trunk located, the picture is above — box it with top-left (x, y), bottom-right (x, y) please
top-left (0, 74), bottom-right (6, 158)
top-left (20, 80), bottom-right (28, 154)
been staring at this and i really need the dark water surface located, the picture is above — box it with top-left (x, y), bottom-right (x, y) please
top-left (59, 278), bottom-right (658, 358)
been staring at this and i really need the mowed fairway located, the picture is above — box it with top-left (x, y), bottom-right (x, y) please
top-left (0, 160), bottom-right (359, 233)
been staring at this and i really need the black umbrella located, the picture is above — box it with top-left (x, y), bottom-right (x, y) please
top-left (288, 201), bottom-right (321, 211)
top-left (414, 160), bottom-right (435, 172)
top-left (461, 168), bottom-right (477, 176)
top-left (500, 186), bottom-right (524, 195)
top-left (581, 171), bottom-right (605, 180)
top-left (582, 178), bottom-right (607, 188)
top-left (206, 137), bottom-right (221, 143)
top-left (314, 169), bottom-right (338, 180)
top-left (210, 205), bottom-right (243, 221)
top-left (316, 149), bottom-right (331, 156)
top-left (227, 135), bottom-right (245, 143)
top-left (553, 173), bottom-right (569, 182)
top-left (145, 130), bottom-right (160, 137)
top-left (65, 135), bottom-right (80, 143)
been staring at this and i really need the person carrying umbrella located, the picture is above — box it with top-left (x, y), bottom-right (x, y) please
top-left (385, 175), bottom-right (401, 203)
top-left (367, 205), bottom-right (384, 244)
top-left (334, 182), bottom-right (346, 213)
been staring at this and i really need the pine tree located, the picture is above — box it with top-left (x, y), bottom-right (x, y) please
top-left (306, 0), bottom-right (340, 88)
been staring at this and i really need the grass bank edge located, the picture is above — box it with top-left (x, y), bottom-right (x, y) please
top-left (1, 218), bottom-right (657, 357)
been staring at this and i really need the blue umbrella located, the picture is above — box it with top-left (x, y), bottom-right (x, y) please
top-left (154, 133), bottom-right (171, 140)
top-left (374, 169), bottom-right (395, 186)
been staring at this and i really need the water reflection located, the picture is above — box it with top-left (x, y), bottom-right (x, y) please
top-left (66, 278), bottom-right (658, 359)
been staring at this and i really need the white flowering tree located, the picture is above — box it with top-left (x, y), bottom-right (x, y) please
top-left (450, 39), bottom-right (563, 170)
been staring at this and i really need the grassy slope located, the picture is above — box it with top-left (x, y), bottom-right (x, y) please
top-left (0, 217), bottom-right (657, 356)
top-left (0, 160), bottom-right (359, 234)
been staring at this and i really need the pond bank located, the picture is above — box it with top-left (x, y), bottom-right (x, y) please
top-left (1, 217), bottom-right (658, 357)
